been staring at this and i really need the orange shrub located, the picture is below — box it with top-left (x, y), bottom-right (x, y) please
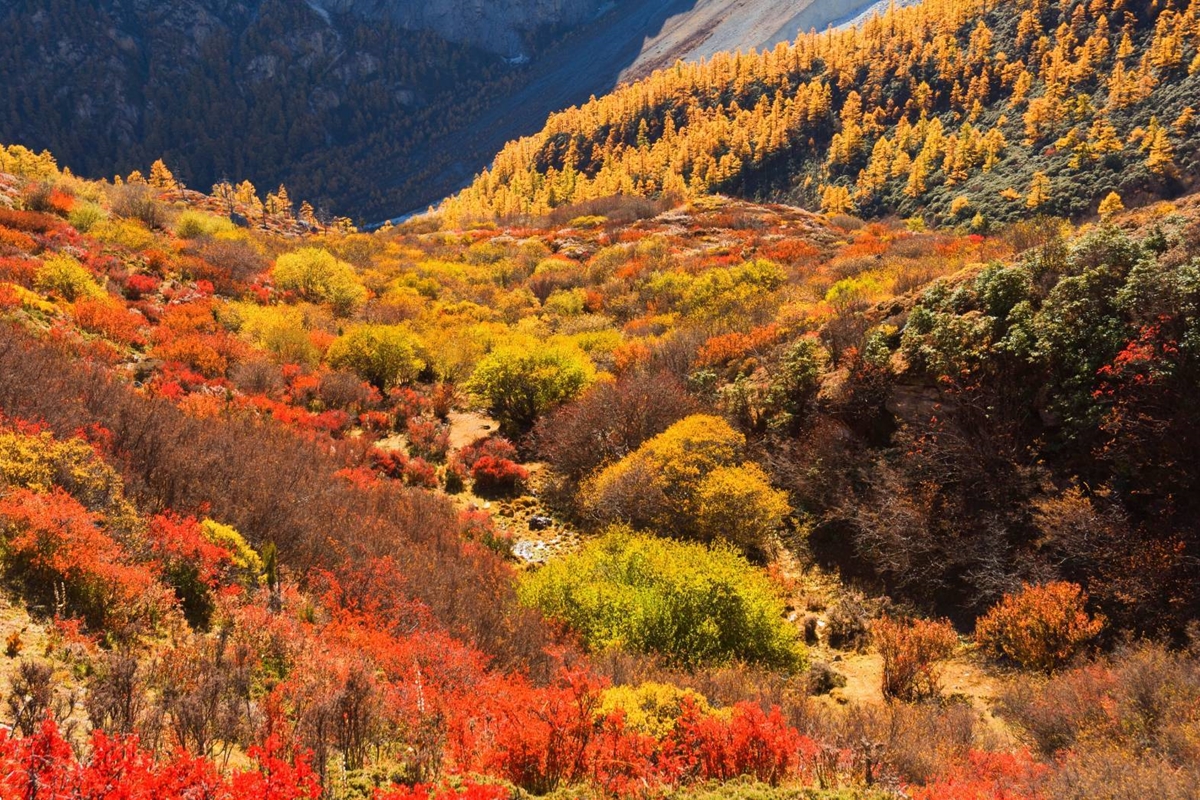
top-left (612, 340), bottom-right (651, 373)
top-left (696, 324), bottom-right (780, 368)
top-left (0, 226), bottom-right (37, 253)
top-left (74, 298), bottom-right (146, 347)
top-left (975, 582), bottom-right (1105, 672)
top-left (47, 188), bottom-right (75, 215)
top-left (152, 334), bottom-right (231, 377)
top-left (760, 238), bottom-right (820, 265)
top-left (159, 298), bottom-right (220, 336)
top-left (874, 615), bottom-right (958, 702)
top-left (0, 487), bottom-right (156, 627)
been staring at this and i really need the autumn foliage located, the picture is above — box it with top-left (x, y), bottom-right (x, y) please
top-left (975, 583), bottom-right (1105, 672)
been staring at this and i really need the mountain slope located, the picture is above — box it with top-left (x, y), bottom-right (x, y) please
top-left (0, 0), bottom-right (870, 222)
top-left (441, 0), bottom-right (1200, 225)
top-left (620, 0), bottom-right (883, 81)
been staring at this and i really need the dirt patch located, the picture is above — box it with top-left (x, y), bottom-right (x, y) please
top-left (446, 409), bottom-right (498, 451)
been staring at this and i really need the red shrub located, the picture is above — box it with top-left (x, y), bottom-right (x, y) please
top-left (481, 669), bottom-right (603, 794)
top-left (0, 487), bottom-right (157, 627)
top-left (0, 283), bottom-right (18, 310)
top-left (148, 513), bottom-right (234, 587)
top-left (430, 382), bottom-right (457, 420)
top-left (908, 749), bottom-right (1047, 800)
top-left (0, 207), bottom-right (62, 234)
top-left (670, 700), bottom-right (813, 786)
top-left (0, 719), bottom-right (320, 800)
top-left (391, 387), bottom-right (432, 427)
top-left (0, 255), bottom-right (39, 286)
top-left (359, 410), bottom-right (392, 433)
top-left (404, 456), bottom-right (439, 489)
top-left (369, 448), bottom-right (439, 489)
top-left (760, 238), bottom-right (820, 265)
top-left (587, 711), bottom-right (664, 797)
top-left (471, 456), bottom-right (528, 498)
top-left (457, 436), bottom-right (519, 470)
top-left (406, 417), bottom-right (451, 462)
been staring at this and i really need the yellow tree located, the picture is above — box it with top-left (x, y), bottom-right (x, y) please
top-left (1098, 191), bottom-right (1124, 218)
top-left (234, 180), bottom-right (259, 208)
top-left (1143, 116), bottom-right (1176, 176)
top-left (820, 184), bottom-right (855, 214)
top-left (1088, 116), bottom-right (1124, 158)
top-left (905, 150), bottom-right (931, 198)
top-left (983, 127), bottom-right (1008, 171)
top-left (149, 159), bottom-right (177, 192)
top-left (1027, 171), bottom-right (1052, 209)
top-left (1173, 107), bottom-right (1195, 134)
top-left (211, 181), bottom-right (235, 214)
top-left (299, 201), bottom-right (318, 229)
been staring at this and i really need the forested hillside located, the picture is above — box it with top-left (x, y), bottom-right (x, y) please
top-left (443, 0), bottom-right (1200, 224)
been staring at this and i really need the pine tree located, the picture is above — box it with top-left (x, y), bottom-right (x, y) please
top-left (149, 159), bottom-right (176, 192)
top-left (235, 180), bottom-right (259, 208)
top-left (1098, 191), bottom-right (1124, 217)
top-left (1144, 116), bottom-right (1176, 176)
top-left (1027, 171), bottom-right (1052, 208)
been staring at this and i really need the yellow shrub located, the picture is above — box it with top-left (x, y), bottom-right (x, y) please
top-left (91, 218), bottom-right (156, 250)
top-left (200, 519), bottom-right (263, 576)
top-left (0, 428), bottom-right (137, 525)
top-left (175, 209), bottom-right (236, 239)
top-left (582, 414), bottom-right (755, 540)
top-left (273, 247), bottom-right (367, 315)
top-left (598, 682), bottom-right (720, 738)
top-left (34, 254), bottom-right (104, 301)
top-left (694, 463), bottom-right (792, 553)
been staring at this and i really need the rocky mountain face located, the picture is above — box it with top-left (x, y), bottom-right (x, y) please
top-left (315, 0), bottom-right (608, 57)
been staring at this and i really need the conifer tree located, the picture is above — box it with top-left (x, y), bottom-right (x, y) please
top-left (1027, 171), bottom-right (1052, 208)
top-left (149, 159), bottom-right (176, 192)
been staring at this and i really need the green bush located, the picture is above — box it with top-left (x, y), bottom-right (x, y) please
top-left (327, 324), bottom-right (424, 390)
top-left (518, 528), bottom-right (805, 670)
top-left (467, 342), bottom-right (595, 435)
top-left (273, 247), bottom-right (367, 315)
top-left (175, 209), bottom-right (236, 239)
top-left (67, 202), bottom-right (105, 233)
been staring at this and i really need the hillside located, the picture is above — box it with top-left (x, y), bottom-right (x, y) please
top-left (0, 0), bottom-right (870, 223)
top-left (442, 0), bottom-right (1200, 225)
top-left (0, 139), bottom-right (1199, 798)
